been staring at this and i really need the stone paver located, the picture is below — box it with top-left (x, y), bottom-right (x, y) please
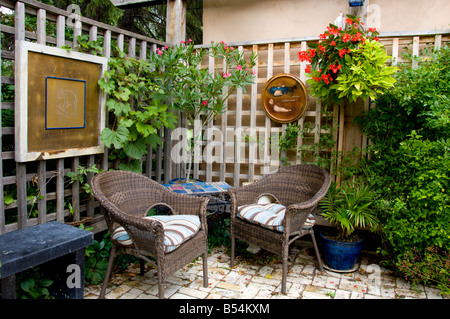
top-left (84, 246), bottom-right (448, 300)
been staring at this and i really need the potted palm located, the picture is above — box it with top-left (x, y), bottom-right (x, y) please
top-left (318, 179), bottom-right (379, 271)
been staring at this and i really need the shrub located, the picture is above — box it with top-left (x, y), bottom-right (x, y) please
top-left (356, 45), bottom-right (450, 294)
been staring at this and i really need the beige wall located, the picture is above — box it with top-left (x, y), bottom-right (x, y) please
top-left (203, 0), bottom-right (450, 44)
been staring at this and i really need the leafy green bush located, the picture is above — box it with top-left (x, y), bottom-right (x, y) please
top-left (84, 230), bottom-right (112, 285)
top-left (16, 268), bottom-right (54, 299)
top-left (356, 45), bottom-right (450, 294)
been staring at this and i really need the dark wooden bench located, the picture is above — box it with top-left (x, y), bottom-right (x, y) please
top-left (0, 221), bottom-right (93, 299)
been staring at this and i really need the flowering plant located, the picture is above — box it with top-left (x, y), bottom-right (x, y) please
top-left (298, 14), bottom-right (397, 107)
top-left (151, 40), bottom-right (257, 127)
top-left (150, 40), bottom-right (257, 181)
top-left (98, 39), bottom-right (256, 175)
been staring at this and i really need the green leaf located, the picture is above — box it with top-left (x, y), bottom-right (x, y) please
top-left (106, 99), bottom-right (131, 116)
top-left (101, 125), bottom-right (129, 149)
top-left (135, 121), bottom-right (156, 137)
top-left (4, 193), bottom-right (14, 205)
top-left (118, 159), bottom-right (143, 173)
top-left (37, 279), bottom-right (54, 288)
top-left (123, 137), bottom-right (147, 159)
top-left (21, 278), bottom-right (35, 293)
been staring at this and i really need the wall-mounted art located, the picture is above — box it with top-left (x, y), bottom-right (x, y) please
top-left (261, 73), bottom-right (308, 124)
top-left (15, 41), bottom-right (108, 162)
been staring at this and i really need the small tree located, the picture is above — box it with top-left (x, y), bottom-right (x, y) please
top-left (149, 40), bottom-right (257, 181)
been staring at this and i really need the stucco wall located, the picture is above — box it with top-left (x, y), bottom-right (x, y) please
top-left (203, 0), bottom-right (450, 44)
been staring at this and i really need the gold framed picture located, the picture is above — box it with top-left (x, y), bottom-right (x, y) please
top-left (261, 74), bottom-right (308, 124)
top-left (15, 41), bottom-right (108, 162)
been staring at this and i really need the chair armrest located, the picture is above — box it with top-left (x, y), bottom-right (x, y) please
top-left (113, 210), bottom-right (167, 256)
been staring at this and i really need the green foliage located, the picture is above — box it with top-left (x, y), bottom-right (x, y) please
top-left (84, 231), bottom-right (112, 285)
top-left (333, 40), bottom-right (398, 102)
top-left (151, 40), bottom-right (257, 127)
top-left (207, 215), bottom-right (230, 250)
top-left (376, 133), bottom-right (450, 254)
top-left (146, 40), bottom-right (256, 179)
top-left (319, 179), bottom-right (379, 241)
top-left (66, 164), bottom-right (103, 196)
top-left (397, 246), bottom-right (450, 295)
top-left (356, 45), bottom-right (450, 294)
top-left (16, 268), bottom-right (54, 299)
top-left (98, 46), bottom-right (179, 172)
top-left (299, 14), bottom-right (397, 107)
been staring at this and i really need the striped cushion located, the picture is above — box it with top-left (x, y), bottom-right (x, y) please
top-left (237, 203), bottom-right (286, 232)
top-left (112, 215), bottom-right (201, 253)
top-left (237, 203), bottom-right (316, 232)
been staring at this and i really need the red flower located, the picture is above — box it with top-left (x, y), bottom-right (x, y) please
top-left (329, 64), bottom-right (342, 74)
top-left (319, 45), bottom-right (326, 53)
top-left (298, 51), bottom-right (309, 62)
top-left (331, 41), bottom-right (336, 46)
top-left (321, 73), bottom-right (332, 85)
top-left (345, 18), bottom-right (353, 24)
top-left (319, 33), bottom-right (328, 40)
top-left (339, 48), bottom-right (347, 58)
top-left (305, 65), bottom-right (311, 73)
top-left (342, 33), bottom-right (351, 43)
top-left (351, 32), bottom-right (362, 42)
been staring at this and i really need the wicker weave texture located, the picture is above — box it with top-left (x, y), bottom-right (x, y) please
top-left (91, 170), bottom-right (209, 299)
top-left (229, 164), bottom-right (331, 294)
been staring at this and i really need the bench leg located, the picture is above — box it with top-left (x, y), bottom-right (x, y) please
top-left (0, 275), bottom-right (16, 299)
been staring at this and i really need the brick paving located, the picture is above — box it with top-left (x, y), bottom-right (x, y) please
top-left (84, 244), bottom-right (447, 300)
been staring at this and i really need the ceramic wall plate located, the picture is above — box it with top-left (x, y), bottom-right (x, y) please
top-left (261, 74), bottom-right (308, 123)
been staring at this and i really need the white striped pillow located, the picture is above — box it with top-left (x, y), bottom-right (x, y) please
top-left (237, 203), bottom-right (286, 232)
top-left (237, 203), bottom-right (315, 232)
top-left (112, 215), bottom-right (201, 253)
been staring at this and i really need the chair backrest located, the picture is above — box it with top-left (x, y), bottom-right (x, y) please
top-left (257, 164), bottom-right (331, 206)
top-left (91, 170), bottom-right (170, 218)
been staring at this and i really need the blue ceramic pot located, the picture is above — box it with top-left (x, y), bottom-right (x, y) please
top-left (320, 231), bottom-right (364, 271)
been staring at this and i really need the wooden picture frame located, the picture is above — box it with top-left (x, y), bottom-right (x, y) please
top-left (15, 41), bottom-right (108, 162)
top-left (261, 73), bottom-right (308, 124)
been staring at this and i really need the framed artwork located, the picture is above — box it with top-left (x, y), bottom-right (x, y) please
top-left (261, 73), bottom-right (308, 124)
top-left (15, 41), bottom-right (108, 162)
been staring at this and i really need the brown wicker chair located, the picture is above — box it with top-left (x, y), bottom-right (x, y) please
top-left (229, 164), bottom-right (331, 294)
top-left (91, 170), bottom-right (209, 299)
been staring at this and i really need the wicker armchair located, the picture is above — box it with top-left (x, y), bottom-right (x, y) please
top-left (229, 164), bottom-right (331, 294)
top-left (91, 170), bottom-right (209, 299)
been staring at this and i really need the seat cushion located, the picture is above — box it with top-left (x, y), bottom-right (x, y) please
top-left (112, 215), bottom-right (201, 253)
top-left (237, 203), bottom-right (315, 232)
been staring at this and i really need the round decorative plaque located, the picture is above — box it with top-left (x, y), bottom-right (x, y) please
top-left (261, 74), bottom-right (308, 123)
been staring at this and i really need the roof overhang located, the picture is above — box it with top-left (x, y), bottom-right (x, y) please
top-left (110, 0), bottom-right (167, 9)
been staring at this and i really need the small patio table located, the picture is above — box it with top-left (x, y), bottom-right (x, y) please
top-left (162, 181), bottom-right (232, 215)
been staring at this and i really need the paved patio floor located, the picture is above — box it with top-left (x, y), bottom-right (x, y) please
top-left (84, 243), bottom-right (446, 300)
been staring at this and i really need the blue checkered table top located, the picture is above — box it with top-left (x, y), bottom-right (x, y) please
top-left (162, 181), bottom-right (232, 195)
